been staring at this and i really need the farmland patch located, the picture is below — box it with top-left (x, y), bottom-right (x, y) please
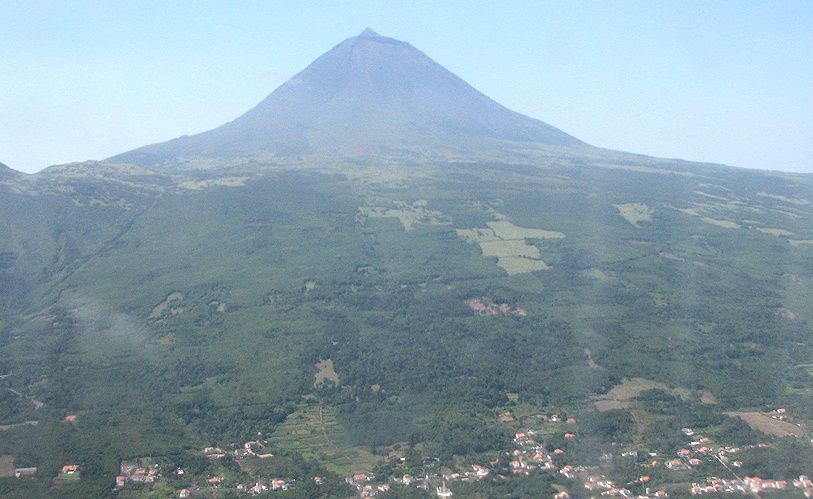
top-left (457, 218), bottom-right (564, 274)
top-left (267, 404), bottom-right (379, 475)
top-left (614, 203), bottom-right (653, 228)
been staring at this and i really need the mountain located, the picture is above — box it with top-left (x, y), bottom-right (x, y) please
top-left (112, 28), bottom-right (584, 165)
top-left (0, 161), bottom-right (16, 177)
top-left (2, 30), bottom-right (813, 498)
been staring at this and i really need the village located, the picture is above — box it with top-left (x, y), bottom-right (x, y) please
top-left (6, 408), bottom-right (809, 498)
top-left (337, 409), bottom-right (813, 499)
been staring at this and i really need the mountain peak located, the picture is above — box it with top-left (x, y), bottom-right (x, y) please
top-left (358, 27), bottom-right (381, 38)
top-left (112, 31), bottom-right (584, 165)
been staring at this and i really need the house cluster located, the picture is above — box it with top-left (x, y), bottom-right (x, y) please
top-left (116, 458), bottom-right (160, 488)
top-left (555, 479), bottom-right (668, 499)
top-left (245, 478), bottom-right (293, 495)
top-left (559, 468), bottom-right (666, 498)
top-left (203, 439), bottom-right (273, 460)
top-left (345, 472), bottom-right (390, 497)
top-left (509, 431), bottom-right (554, 474)
top-left (690, 476), bottom-right (812, 496)
top-left (655, 429), bottom-right (750, 472)
top-left (465, 297), bottom-right (527, 317)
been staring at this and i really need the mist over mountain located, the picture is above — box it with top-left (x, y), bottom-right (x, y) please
top-left (112, 29), bottom-right (584, 165)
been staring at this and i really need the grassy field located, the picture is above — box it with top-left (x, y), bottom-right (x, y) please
top-left (725, 412), bottom-right (806, 437)
top-left (591, 378), bottom-right (692, 412)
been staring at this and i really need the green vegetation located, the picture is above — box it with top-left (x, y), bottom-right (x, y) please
top-left (1, 152), bottom-right (812, 496)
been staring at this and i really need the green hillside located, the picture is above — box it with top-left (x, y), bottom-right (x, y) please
top-left (1, 152), bottom-right (812, 496)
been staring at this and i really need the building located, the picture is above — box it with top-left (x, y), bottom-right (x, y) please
top-left (14, 467), bottom-right (37, 478)
top-left (437, 481), bottom-right (453, 498)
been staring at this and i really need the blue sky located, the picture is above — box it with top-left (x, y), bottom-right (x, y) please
top-left (1, 1), bottom-right (811, 173)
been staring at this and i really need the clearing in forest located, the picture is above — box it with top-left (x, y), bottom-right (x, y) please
top-left (148, 291), bottom-right (184, 319)
top-left (457, 219), bottom-right (564, 274)
top-left (177, 176), bottom-right (249, 190)
top-left (359, 200), bottom-right (449, 231)
top-left (583, 268), bottom-right (613, 281)
top-left (591, 377), bottom-right (691, 411)
top-left (757, 227), bottom-right (794, 237)
top-left (314, 359), bottom-right (340, 388)
top-left (757, 192), bottom-right (810, 206)
top-left (614, 203), bottom-right (653, 228)
top-left (724, 412), bottom-right (805, 437)
top-left (0, 455), bottom-right (14, 478)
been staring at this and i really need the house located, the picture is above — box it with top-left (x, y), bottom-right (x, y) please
top-left (352, 472), bottom-right (372, 483)
top-left (553, 448), bottom-right (565, 455)
top-left (61, 465), bottom-right (80, 474)
top-left (63, 414), bottom-right (77, 423)
top-left (179, 489), bottom-right (191, 498)
top-left (688, 458), bottom-right (702, 466)
top-left (472, 465), bottom-right (489, 478)
top-left (14, 467), bottom-right (37, 478)
top-left (564, 432), bottom-right (575, 441)
top-left (115, 475), bottom-right (126, 488)
top-left (271, 479), bottom-right (288, 490)
top-left (554, 492), bottom-right (570, 499)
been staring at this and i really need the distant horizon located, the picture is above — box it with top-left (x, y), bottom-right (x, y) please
top-left (2, 1), bottom-right (812, 173)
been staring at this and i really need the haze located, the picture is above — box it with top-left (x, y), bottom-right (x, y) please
top-left (1, 1), bottom-right (812, 173)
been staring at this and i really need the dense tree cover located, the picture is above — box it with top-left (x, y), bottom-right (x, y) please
top-left (0, 162), bottom-right (811, 496)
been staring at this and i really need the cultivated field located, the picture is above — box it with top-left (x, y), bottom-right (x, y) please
top-left (267, 404), bottom-right (380, 475)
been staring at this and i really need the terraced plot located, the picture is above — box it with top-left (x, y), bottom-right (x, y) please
top-left (267, 404), bottom-right (379, 475)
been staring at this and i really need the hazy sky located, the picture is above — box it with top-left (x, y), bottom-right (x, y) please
top-left (2, 1), bottom-right (812, 173)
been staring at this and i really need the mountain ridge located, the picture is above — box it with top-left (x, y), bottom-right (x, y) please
top-left (111, 29), bottom-right (585, 165)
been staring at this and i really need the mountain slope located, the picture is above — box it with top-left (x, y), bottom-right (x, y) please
top-left (0, 161), bottom-right (17, 178)
top-left (112, 29), bottom-right (584, 164)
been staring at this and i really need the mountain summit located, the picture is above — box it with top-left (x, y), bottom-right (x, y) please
top-left (113, 29), bottom-right (584, 164)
